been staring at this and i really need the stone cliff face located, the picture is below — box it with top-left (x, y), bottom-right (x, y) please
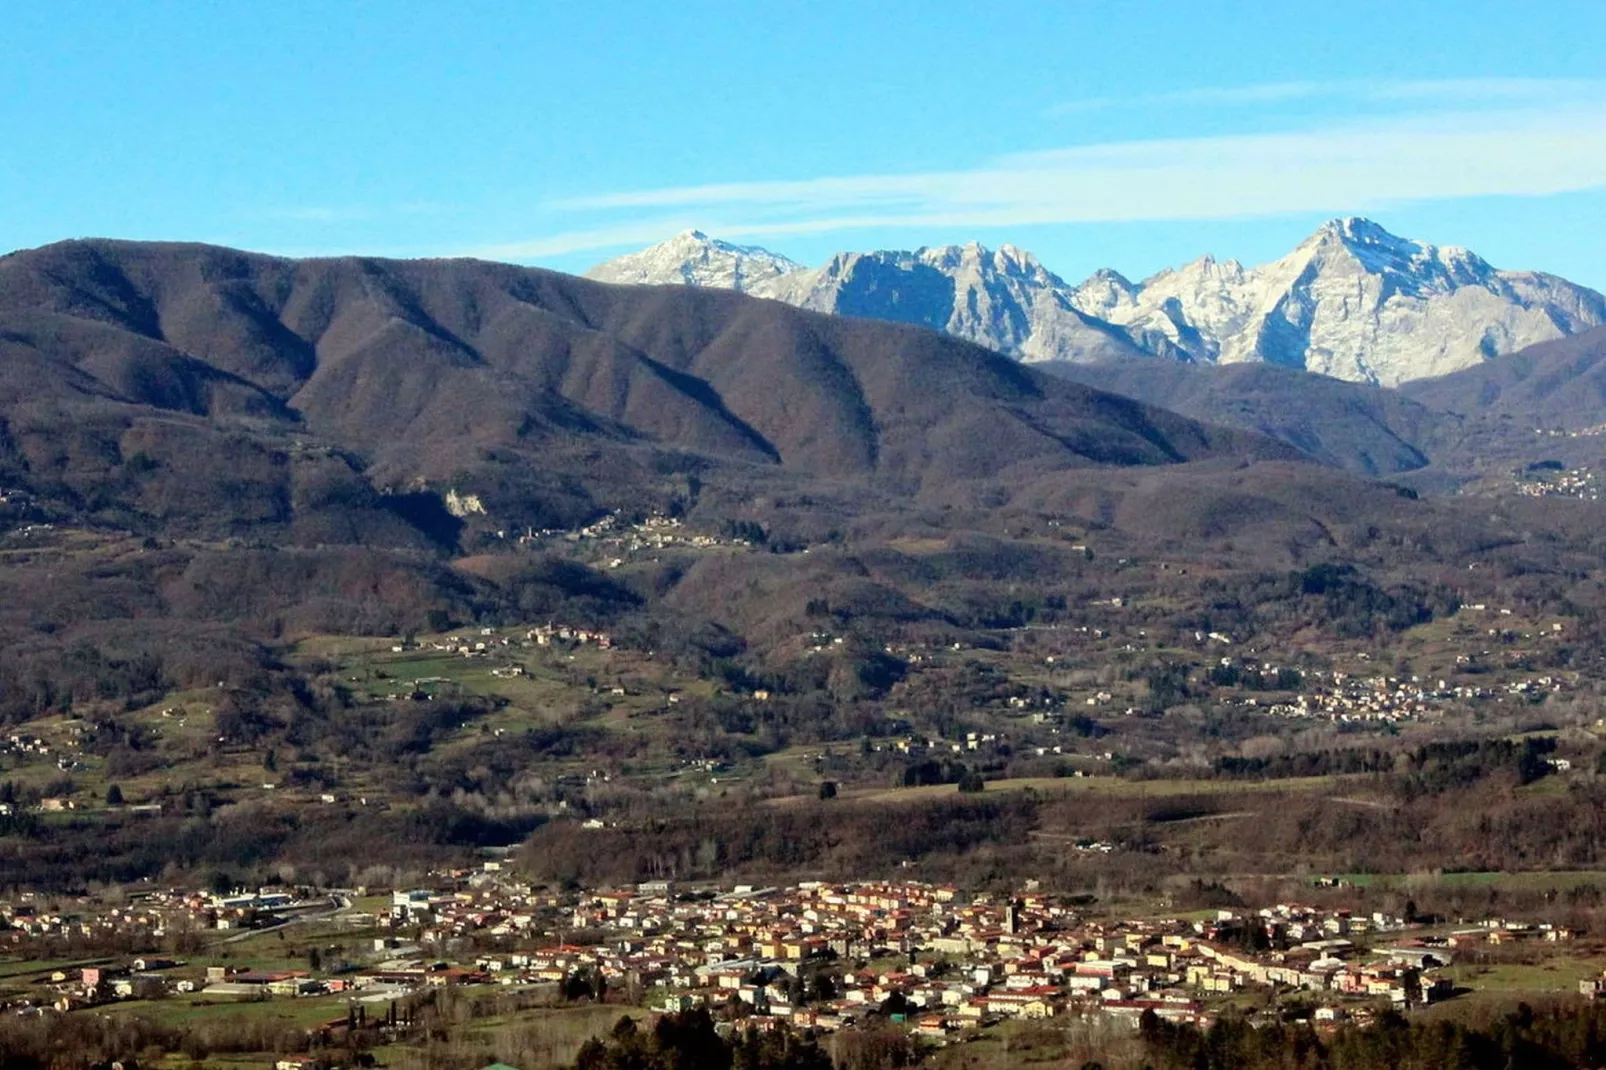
top-left (1072, 218), bottom-right (1606, 386)
top-left (590, 219), bottom-right (1606, 386)
top-left (584, 230), bottom-right (804, 292)
top-left (755, 243), bottom-right (1148, 365)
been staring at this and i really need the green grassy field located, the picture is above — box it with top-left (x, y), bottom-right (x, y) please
top-left (1444, 958), bottom-right (1600, 994)
top-left (106, 990), bottom-right (358, 1029)
top-left (0, 956), bottom-right (104, 981)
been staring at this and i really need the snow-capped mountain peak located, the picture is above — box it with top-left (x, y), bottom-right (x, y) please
top-left (588, 220), bottom-right (1606, 386)
top-left (585, 231), bottom-right (803, 291)
top-left (909, 241), bottom-right (1062, 287)
top-left (1078, 267), bottom-right (1137, 291)
top-left (747, 241), bottom-right (1144, 364)
top-left (1313, 215), bottom-right (1403, 246)
top-left (1073, 217), bottom-right (1606, 384)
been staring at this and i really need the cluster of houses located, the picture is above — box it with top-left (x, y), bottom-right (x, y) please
top-left (804, 631), bottom-right (848, 654)
top-left (545, 883), bottom-right (1475, 1036)
top-left (1257, 668), bottom-right (1567, 724)
top-left (527, 624), bottom-right (612, 649)
top-left (0, 886), bottom-right (322, 944)
top-left (411, 623), bottom-right (614, 663)
top-left (2, 718), bottom-right (100, 776)
top-left (1, 875), bottom-right (1583, 1039)
top-left (1, 732), bottom-right (56, 761)
top-left (867, 731), bottom-right (1009, 758)
top-left (519, 511), bottom-right (747, 564)
top-left (335, 880), bottom-right (1474, 1034)
top-left (1514, 466), bottom-right (1598, 501)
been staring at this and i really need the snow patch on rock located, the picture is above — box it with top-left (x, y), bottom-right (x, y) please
top-left (589, 220), bottom-right (1606, 386)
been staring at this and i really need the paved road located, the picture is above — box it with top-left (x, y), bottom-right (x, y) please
top-left (209, 894), bottom-right (350, 946)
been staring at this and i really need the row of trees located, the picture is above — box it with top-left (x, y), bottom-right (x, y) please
top-left (1140, 1001), bottom-right (1606, 1070)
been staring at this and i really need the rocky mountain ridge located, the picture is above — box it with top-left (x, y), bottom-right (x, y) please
top-left (1073, 218), bottom-right (1606, 386)
top-left (754, 242), bottom-right (1147, 365)
top-left (585, 230), bottom-right (804, 291)
top-left (0, 238), bottom-right (1296, 546)
top-left (587, 220), bottom-right (1606, 386)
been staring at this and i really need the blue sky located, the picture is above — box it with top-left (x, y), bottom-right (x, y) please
top-left (3, 1), bottom-right (1604, 287)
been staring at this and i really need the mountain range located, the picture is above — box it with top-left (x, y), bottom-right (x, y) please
top-left (6, 235), bottom-right (1606, 691)
top-left (10, 241), bottom-right (1606, 903)
top-left (588, 220), bottom-right (1606, 388)
top-left (0, 234), bottom-right (1590, 557)
top-left (0, 238), bottom-right (1296, 546)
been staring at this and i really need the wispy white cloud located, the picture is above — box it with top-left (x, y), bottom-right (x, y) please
top-left (1364, 76), bottom-right (1606, 103)
top-left (487, 81), bottom-right (1606, 263)
top-left (1047, 81), bottom-right (1327, 115)
top-left (1045, 76), bottom-right (1606, 115)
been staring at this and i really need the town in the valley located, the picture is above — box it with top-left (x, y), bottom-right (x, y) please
top-left (4, 870), bottom-right (1592, 1053)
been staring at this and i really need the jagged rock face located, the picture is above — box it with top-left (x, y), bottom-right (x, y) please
top-left (589, 219), bottom-right (1606, 386)
top-left (1069, 218), bottom-right (1606, 386)
top-left (583, 230), bottom-right (803, 291)
top-left (754, 243), bottom-right (1147, 364)
top-left (591, 235), bottom-right (1148, 364)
